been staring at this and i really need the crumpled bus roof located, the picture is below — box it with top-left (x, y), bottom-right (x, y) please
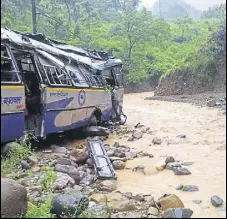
top-left (1, 28), bottom-right (122, 70)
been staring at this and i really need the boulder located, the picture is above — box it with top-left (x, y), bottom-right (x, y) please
top-left (1, 178), bottom-right (28, 218)
top-left (207, 99), bottom-right (216, 107)
top-left (69, 149), bottom-right (88, 165)
top-left (52, 172), bottom-right (75, 190)
top-left (148, 207), bottom-right (159, 216)
top-left (28, 155), bottom-right (39, 165)
top-left (107, 150), bottom-right (115, 157)
top-left (20, 160), bottom-right (30, 170)
top-left (159, 194), bottom-right (184, 210)
top-left (132, 194), bottom-right (144, 202)
top-left (211, 195), bottom-right (224, 207)
top-left (163, 208), bottom-right (193, 218)
top-left (51, 145), bottom-right (68, 154)
top-left (97, 180), bottom-right (117, 192)
top-left (112, 160), bottom-right (126, 170)
top-left (54, 164), bottom-right (80, 184)
top-left (79, 173), bottom-right (94, 186)
top-left (86, 202), bottom-right (110, 218)
top-left (51, 194), bottom-right (89, 218)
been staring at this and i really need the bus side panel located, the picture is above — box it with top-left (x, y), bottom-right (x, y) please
top-left (85, 90), bottom-right (112, 122)
top-left (1, 86), bottom-right (25, 143)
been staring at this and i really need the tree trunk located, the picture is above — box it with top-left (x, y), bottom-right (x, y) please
top-left (31, 0), bottom-right (37, 34)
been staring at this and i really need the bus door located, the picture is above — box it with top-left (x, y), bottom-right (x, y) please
top-left (1, 45), bottom-right (25, 143)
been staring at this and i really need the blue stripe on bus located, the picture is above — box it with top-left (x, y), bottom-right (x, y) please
top-left (1, 113), bottom-right (24, 142)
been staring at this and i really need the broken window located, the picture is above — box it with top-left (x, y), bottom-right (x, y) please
top-left (102, 69), bottom-right (116, 87)
top-left (1, 45), bottom-right (20, 83)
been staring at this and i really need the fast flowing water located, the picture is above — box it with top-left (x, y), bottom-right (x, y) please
top-left (105, 92), bottom-right (226, 218)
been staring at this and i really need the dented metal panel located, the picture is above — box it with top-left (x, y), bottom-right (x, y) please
top-left (86, 138), bottom-right (117, 180)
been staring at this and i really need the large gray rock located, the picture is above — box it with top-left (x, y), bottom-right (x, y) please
top-left (173, 168), bottom-right (191, 175)
top-left (54, 164), bottom-right (80, 184)
top-left (1, 178), bottom-right (28, 218)
top-left (85, 202), bottom-right (110, 218)
top-left (69, 149), bottom-right (88, 165)
top-left (163, 208), bottom-right (193, 218)
top-left (112, 160), bottom-right (126, 170)
top-left (207, 99), bottom-right (216, 107)
top-left (97, 180), bottom-right (117, 192)
top-left (51, 194), bottom-right (89, 218)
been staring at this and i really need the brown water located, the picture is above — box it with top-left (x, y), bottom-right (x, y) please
top-left (106, 92), bottom-right (226, 218)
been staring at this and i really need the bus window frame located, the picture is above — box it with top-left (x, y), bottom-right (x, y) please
top-left (1, 45), bottom-right (22, 85)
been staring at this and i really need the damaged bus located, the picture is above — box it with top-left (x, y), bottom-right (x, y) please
top-left (1, 28), bottom-right (125, 143)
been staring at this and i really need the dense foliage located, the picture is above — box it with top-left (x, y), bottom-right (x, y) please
top-left (1, 0), bottom-right (226, 83)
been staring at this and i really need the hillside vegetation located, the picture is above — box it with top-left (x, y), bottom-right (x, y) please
top-left (1, 0), bottom-right (226, 88)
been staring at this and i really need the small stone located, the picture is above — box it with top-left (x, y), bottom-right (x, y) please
top-left (166, 162), bottom-right (182, 170)
top-left (122, 192), bottom-right (133, 199)
top-left (176, 134), bottom-right (186, 139)
top-left (132, 194), bottom-right (144, 202)
top-left (173, 168), bottom-right (191, 175)
top-left (90, 194), bottom-right (107, 203)
top-left (176, 184), bottom-right (184, 190)
top-left (20, 160), bottom-right (30, 170)
top-left (128, 136), bottom-right (134, 141)
top-left (193, 200), bottom-right (202, 204)
top-left (211, 195), bottom-right (224, 207)
top-left (133, 130), bottom-right (143, 139)
top-left (207, 99), bottom-right (216, 107)
top-left (112, 160), bottom-right (126, 170)
top-left (85, 158), bottom-right (93, 167)
top-left (148, 207), bottom-right (159, 216)
top-left (107, 150), bottom-right (115, 157)
top-left (152, 137), bottom-right (162, 145)
top-left (165, 156), bottom-right (175, 164)
top-left (182, 185), bottom-right (199, 192)
top-left (56, 158), bottom-right (72, 166)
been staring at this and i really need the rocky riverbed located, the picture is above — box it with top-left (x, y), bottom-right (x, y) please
top-left (1, 92), bottom-right (226, 218)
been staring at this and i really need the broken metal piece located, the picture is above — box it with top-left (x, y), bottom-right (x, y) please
top-left (86, 137), bottom-right (117, 180)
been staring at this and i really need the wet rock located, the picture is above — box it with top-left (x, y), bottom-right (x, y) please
top-left (51, 194), bottom-right (89, 217)
top-left (163, 208), bottom-right (193, 218)
top-left (108, 200), bottom-right (138, 212)
top-left (52, 172), bottom-right (75, 190)
top-left (128, 136), bottom-right (134, 141)
top-left (132, 165), bottom-right (145, 173)
top-left (123, 192), bottom-right (133, 199)
top-left (90, 194), bottom-right (107, 203)
top-left (207, 98), bottom-right (216, 107)
top-left (132, 130), bottom-right (143, 139)
top-left (176, 134), bottom-right (186, 139)
top-left (176, 184), bottom-right (184, 190)
top-left (86, 126), bottom-right (110, 137)
top-left (211, 195), bottom-right (224, 207)
top-left (144, 166), bottom-right (159, 175)
top-left (152, 137), bottom-right (162, 145)
top-left (86, 202), bottom-right (110, 218)
top-left (114, 149), bottom-right (126, 158)
top-left (85, 158), bottom-right (93, 167)
top-left (51, 145), bottom-right (68, 154)
top-left (112, 160), bottom-right (126, 170)
top-left (80, 173), bottom-right (94, 186)
top-left (107, 150), bottom-right (115, 157)
top-left (173, 168), bottom-right (191, 175)
top-left (159, 194), bottom-right (184, 210)
top-left (148, 207), bottom-right (159, 216)
top-left (69, 149), bottom-right (88, 165)
top-left (132, 194), bottom-right (144, 202)
top-left (54, 164), bottom-right (80, 184)
top-left (165, 156), bottom-right (175, 164)
top-left (166, 162), bottom-right (182, 170)
top-left (20, 160), bottom-right (30, 170)
top-left (97, 180), bottom-right (117, 192)
top-left (56, 158), bottom-right (72, 166)
top-left (193, 200), bottom-right (202, 204)
top-left (182, 185), bottom-right (199, 192)
top-left (1, 178), bottom-right (28, 218)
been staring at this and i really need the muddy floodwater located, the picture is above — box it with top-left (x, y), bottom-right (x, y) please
top-left (105, 92), bottom-right (226, 218)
